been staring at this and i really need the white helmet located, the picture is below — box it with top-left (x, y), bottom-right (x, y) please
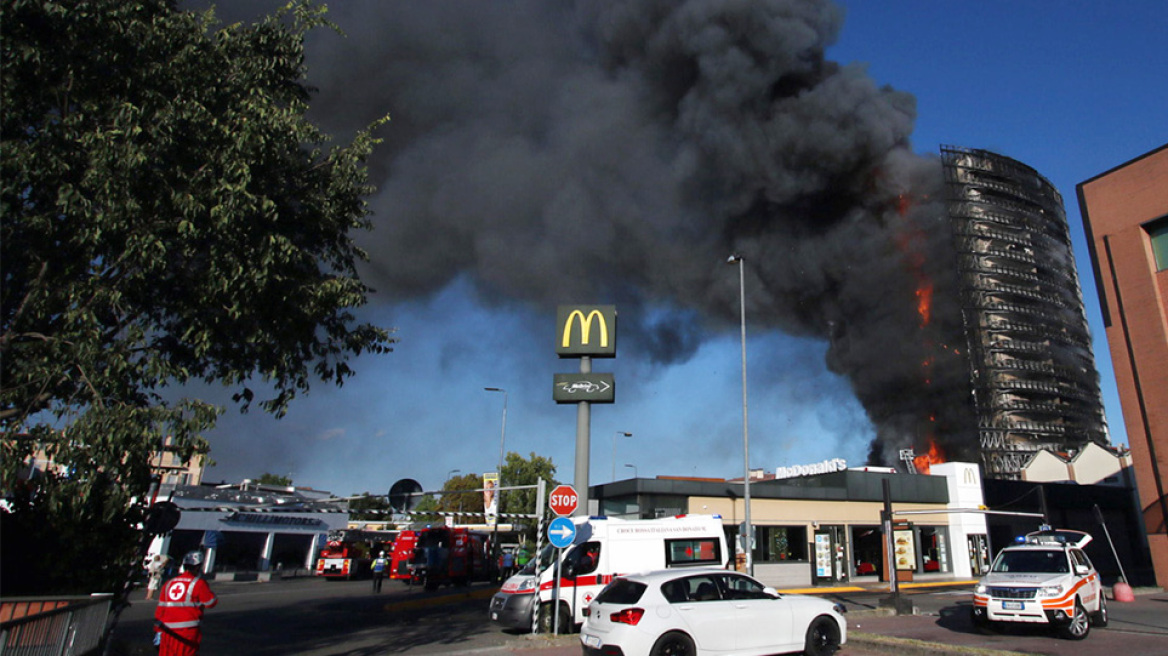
top-left (183, 550), bottom-right (205, 568)
top-left (379, 551), bottom-right (386, 557)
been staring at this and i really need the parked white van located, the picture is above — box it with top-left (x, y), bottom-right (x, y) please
top-left (489, 514), bottom-right (729, 633)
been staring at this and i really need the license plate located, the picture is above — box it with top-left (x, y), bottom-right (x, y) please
top-left (584, 634), bottom-right (601, 648)
top-left (1003, 601), bottom-right (1024, 610)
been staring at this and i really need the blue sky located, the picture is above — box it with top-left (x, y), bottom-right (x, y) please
top-left (200, 1), bottom-right (1167, 497)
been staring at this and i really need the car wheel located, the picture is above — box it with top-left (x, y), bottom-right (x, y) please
top-left (1092, 592), bottom-right (1109, 628)
top-left (1058, 600), bottom-right (1090, 640)
top-left (537, 602), bottom-right (572, 634)
top-left (970, 607), bottom-right (995, 633)
top-left (803, 616), bottom-right (842, 656)
top-left (650, 631), bottom-right (696, 656)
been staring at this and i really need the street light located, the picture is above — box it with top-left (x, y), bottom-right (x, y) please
top-left (624, 463), bottom-right (637, 479)
top-left (484, 387), bottom-right (507, 565)
top-left (484, 388), bottom-right (508, 483)
top-left (727, 253), bottom-right (753, 576)
top-left (447, 469), bottom-right (461, 482)
top-left (612, 431), bottom-right (633, 481)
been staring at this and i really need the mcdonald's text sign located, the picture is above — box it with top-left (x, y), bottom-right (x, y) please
top-left (556, 305), bottom-right (616, 358)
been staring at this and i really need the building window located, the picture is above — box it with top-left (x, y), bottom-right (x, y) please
top-left (1150, 217), bottom-right (1168, 271)
top-left (753, 526), bottom-right (807, 562)
top-left (918, 526), bottom-right (951, 573)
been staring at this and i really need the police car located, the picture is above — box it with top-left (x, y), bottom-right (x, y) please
top-left (971, 529), bottom-right (1107, 640)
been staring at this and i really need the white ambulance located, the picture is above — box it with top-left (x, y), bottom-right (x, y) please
top-left (488, 514), bottom-right (729, 633)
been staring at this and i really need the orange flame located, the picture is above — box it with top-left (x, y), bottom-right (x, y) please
top-left (913, 438), bottom-right (946, 475)
top-left (915, 280), bottom-right (933, 326)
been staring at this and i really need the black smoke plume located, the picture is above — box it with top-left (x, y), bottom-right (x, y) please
top-left (222, 0), bottom-right (979, 467)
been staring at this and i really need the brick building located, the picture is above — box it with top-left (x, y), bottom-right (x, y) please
top-left (1078, 143), bottom-right (1168, 588)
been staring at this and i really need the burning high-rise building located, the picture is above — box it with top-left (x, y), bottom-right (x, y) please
top-left (942, 146), bottom-right (1109, 479)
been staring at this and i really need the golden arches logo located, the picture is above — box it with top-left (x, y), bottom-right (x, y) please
top-left (561, 309), bottom-right (609, 348)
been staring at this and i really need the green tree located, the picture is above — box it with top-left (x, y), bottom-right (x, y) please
top-left (0, 0), bottom-right (394, 596)
top-left (348, 492), bottom-right (392, 521)
top-left (257, 473), bottom-right (293, 487)
top-left (436, 472), bottom-right (485, 517)
top-left (409, 493), bottom-right (441, 524)
top-left (500, 451), bottom-right (558, 545)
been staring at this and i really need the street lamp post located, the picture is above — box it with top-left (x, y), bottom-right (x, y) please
top-left (484, 387), bottom-right (507, 569)
top-left (624, 463), bottom-right (637, 479)
top-left (447, 469), bottom-right (461, 481)
top-left (727, 254), bottom-right (753, 576)
top-left (612, 431), bottom-right (633, 481)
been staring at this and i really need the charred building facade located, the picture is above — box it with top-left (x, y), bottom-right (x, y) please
top-left (942, 146), bottom-right (1109, 479)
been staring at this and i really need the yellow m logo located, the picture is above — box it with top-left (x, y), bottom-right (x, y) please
top-left (561, 309), bottom-right (609, 348)
top-left (556, 305), bottom-right (616, 357)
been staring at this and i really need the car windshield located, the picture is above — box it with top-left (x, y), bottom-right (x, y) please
top-left (519, 543), bottom-right (558, 576)
top-left (991, 549), bottom-right (1069, 574)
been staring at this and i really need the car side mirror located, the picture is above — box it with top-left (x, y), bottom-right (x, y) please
top-left (1074, 565), bottom-right (1090, 576)
top-left (763, 586), bottom-right (780, 598)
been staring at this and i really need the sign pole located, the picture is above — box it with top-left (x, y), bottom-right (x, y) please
top-left (552, 548), bottom-right (563, 634)
top-left (574, 356), bottom-right (591, 516)
top-left (532, 478), bottom-right (546, 634)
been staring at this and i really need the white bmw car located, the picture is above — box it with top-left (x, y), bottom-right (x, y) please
top-left (580, 568), bottom-right (846, 656)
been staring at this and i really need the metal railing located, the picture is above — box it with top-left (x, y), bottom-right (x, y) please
top-left (0, 594), bottom-right (112, 656)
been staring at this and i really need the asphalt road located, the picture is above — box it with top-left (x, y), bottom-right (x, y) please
top-left (109, 576), bottom-right (1168, 656)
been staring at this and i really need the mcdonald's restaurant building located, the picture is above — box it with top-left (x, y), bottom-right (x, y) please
top-left (591, 462), bottom-right (995, 589)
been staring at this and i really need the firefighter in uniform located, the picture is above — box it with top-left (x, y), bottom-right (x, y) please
top-left (154, 551), bottom-right (218, 655)
top-left (371, 550), bottom-right (389, 593)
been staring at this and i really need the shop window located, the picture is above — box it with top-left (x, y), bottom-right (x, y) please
top-left (918, 526), bottom-right (951, 573)
top-left (753, 526), bottom-right (807, 562)
top-left (1149, 217), bottom-right (1168, 271)
top-left (850, 526), bottom-right (883, 576)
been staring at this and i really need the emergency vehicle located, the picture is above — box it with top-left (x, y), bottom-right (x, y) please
top-left (489, 514), bottom-right (728, 634)
top-left (971, 529), bottom-right (1107, 640)
top-left (315, 529), bottom-right (396, 580)
top-left (390, 526), bottom-right (492, 590)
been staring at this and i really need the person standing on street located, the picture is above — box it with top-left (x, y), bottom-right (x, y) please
top-left (371, 550), bottom-right (389, 593)
top-left (145, 554), bottom-right (169, 601)
top-left (154, 551), bottom-right (218, 656)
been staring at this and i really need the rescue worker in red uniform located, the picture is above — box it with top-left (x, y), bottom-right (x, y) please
top-left (154, 551), bottom-right (218, 655)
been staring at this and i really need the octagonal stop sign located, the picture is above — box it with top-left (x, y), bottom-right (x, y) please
top-left (549, 484), bottom-right (578, 516)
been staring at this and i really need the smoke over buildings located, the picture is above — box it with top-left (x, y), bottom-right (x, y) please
top-left (216, 0), bottom-right (984, 468)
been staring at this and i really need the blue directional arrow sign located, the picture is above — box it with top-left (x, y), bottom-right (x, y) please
top-left (548, 516), bottom-right (576, 549)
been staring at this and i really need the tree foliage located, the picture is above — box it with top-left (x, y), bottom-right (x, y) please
top-left (256, 472), bottom-right (293, 487)
top-left (500, 451), bottom-right (558, 545)
top-left (0, 0), bottom-right (394, 596)
top-left (436, 472), bottom-right (486, 515)
top-left (347, 492), bottom-right (392, 521)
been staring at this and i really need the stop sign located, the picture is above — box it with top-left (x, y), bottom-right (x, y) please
top-left (549, 484), bottom-right (578, 516)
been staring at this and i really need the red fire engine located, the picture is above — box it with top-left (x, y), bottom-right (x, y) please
top-left (390, 526), bottom-right (492, 590)
top-left (315, 529), bottom-right (396, 580)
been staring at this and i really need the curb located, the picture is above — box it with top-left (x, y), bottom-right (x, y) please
top-left (847, 632), bottom-right (1040, 656)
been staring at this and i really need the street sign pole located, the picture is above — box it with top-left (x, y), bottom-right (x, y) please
top-left (575, 356), bottom-right (591, 516)
top-left (546, 514), bottom-right (576, 634)
top-left (532, 478), bottom-right (547, 635)
top-left (552, 548), bottom-right (562, 634)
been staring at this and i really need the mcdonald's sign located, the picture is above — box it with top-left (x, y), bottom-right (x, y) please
top-left (556, 305), bottom-right (616, 358)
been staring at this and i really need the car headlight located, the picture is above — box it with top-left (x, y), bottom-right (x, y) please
top-left (515, 577), bottom-right (537, 593)
top-left (1037, 584), bottom-right (1064, 598)
top-left (975, 583), bottom-right (987, 595)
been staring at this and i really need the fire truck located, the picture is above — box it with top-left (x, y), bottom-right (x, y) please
top-left (315, 529), bottom-right (397, 580)
top-left (390, 526), bottom-right (492, 590)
